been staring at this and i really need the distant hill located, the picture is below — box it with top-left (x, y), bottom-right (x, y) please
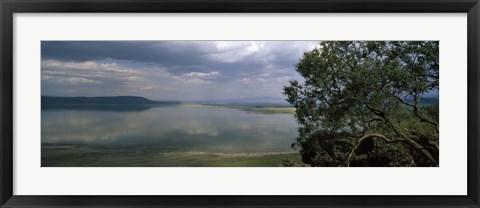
top-left (405, 97), bottom-right (439, 106)
top-left (42, 96), bottom-right (180, 105)
top-left (192, 96), bottom-right (290, 105)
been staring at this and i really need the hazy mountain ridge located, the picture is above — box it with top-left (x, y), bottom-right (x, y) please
top-left (41, 96), bottom-right (290, 106)
top-left (405, 97), bottom-right (439, 106)
top-left (190, 96), bottom-right (290, 105)
top-left (42, 96), bottom-right (180, 105)
top-left (41, 95), bottom-right (438, 106)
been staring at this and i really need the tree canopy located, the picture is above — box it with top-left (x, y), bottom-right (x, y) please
top-left (283, 41), bottom-right (439, 167)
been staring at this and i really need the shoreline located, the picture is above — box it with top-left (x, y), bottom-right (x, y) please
top-left (41, 146), bottom-right (304, 167)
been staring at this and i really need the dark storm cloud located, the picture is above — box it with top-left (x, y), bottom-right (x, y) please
top-left (41, 41), bottom-right (317, 76)
top-left (42, 41), bottom-right (207, 68)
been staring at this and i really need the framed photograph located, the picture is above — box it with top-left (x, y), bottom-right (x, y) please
top-left (1, 0), bottom-right (479, 207)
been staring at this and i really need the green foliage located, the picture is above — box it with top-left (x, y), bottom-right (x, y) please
top-left (281, 159), bottom-right (310, 167)
top-left (284, 41), bottom-right (439, 167)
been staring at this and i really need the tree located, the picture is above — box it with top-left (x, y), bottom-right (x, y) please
top-left (283, 41), bottom-right (439, 167)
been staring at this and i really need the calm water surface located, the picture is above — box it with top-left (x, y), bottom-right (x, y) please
top-left (41, 105), bottom-right (298, 153)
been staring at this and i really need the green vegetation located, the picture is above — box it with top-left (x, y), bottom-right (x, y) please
top-left (201, 104), bottom-right (295, 114)
top-left (284, 41), bottom-right (439, 167)
top-left (42, 146), bottom-right (302, 167)
top-left (240, 107), bottom-right (295, 114)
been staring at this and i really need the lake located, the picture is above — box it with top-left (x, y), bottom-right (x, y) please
top-left (41, 104), bottom-right (301, 167)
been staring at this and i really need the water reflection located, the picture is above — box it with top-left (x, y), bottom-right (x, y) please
top-left (41, 105), bottom-right (298, 152)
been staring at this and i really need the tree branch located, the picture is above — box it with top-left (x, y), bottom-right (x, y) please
top-left (391, 93), bottom-right (439, 133)
top-left (345, 133), bottom-right (403, 167)
top-left (364, 104), bottom-right (438, 166)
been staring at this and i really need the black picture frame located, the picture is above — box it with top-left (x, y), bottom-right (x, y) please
top-left (1, 0), bottom-right (479, 207)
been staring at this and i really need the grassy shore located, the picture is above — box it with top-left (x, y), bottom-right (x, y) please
top-left (185, 103), bottom-right (296, 114)
top-left (41, 146), bottom-right (304, 167)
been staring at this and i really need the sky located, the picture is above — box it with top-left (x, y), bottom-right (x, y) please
top-left (41, 41), bottom-right (319, 101)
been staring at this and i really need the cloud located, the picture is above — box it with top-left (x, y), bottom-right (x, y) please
top-left (42, 59), bottom-right (162, 97)
top-left (41, 59), bottom-right (224, 98)
top-left (170, 71), bottom-right (221, 84)
top-left (41, 41), bottom-right (319, 100)
top-left (42, 41), bottom-right (318, 74)
top-left (57, 77), bottom-right (101, 84)
top-left (183, 71), bottom-right (220, 79)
